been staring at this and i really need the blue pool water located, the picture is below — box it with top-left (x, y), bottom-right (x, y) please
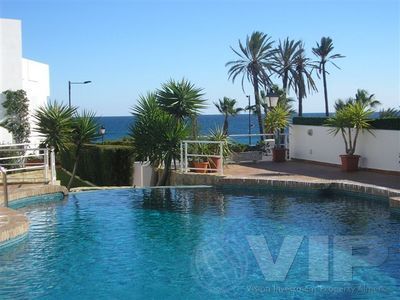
top-left (0, 187), bottom-right (399, 299)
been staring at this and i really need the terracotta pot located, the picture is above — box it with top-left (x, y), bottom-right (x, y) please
top-left (208, 157), bottom-right (222, 173)
top-left (340, 154), bottom-right (360, 172)
top-left (193, 161), bottom-right (209, 173)
top-left (272, 148), bottom-right (286, 162)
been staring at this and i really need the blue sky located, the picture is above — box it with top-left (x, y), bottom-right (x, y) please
top-left (1, 0), bottom-right (399, 116)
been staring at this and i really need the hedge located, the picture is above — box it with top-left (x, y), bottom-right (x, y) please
top-left (60, 144), bottom-right (135, 186)
top-left (292, 117), bottom-right (400, 130)
top-left (292, 117), bottom-right (328, 126)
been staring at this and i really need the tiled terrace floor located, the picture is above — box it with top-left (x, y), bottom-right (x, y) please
top-left (224, 160), bottom-right (400, 190)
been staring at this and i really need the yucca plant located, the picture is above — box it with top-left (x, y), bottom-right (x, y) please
top-left (33, 101), bottom-right (76, 153)
top-left (207, 126), bottom-right (232, 158)
top-left (265, 104), bottom-right (291, 162)
top-left (326, 102), bottom-right (374, 171)
top-left (67, 111), bottom-right (99, 190)
top-left (157, 78), bottom-right (206, 120)
top-left (157, 79), bottom-right (206, 139)
top-left (265, 104), bottom-right (291, 149)
top-left (130, 92), bottom-right (189, 185)
top-left (326, 102), bottom-right (373, 155)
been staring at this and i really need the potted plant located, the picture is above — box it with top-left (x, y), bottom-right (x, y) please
top-left (207, 126), bottom-right (232, 172)
top-left (326, 102), bottom-right (373, 171)
top-left (265, 104), bottom-right (290, 162)
top-left (191, 143), bottom-right (210, 173)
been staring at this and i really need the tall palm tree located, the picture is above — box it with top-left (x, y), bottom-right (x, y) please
top-left (312, 37), bottom-right (345, 116)
top-left (273, 38), bottom-right (302, 92)
top-left (290, 47), bottom-right (318, 116)
top-left (214, 97), bottom-right (242, 134)
top-left (33, 101), bottom-right (76, 153)
top-left (67, 111), bottom-right (99, 190)
top-left (226, 31), bottom-right (275, 141)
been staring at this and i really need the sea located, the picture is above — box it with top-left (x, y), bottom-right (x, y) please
top-left (94, 113), bottom-right (326, 145)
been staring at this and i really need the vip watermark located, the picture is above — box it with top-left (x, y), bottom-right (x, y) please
top-left (191, 236), bottom-right (249, 294)
top-left (247, 235), bottom-right (388, 282)
top-left (192, 234), bottom-right (389, 294)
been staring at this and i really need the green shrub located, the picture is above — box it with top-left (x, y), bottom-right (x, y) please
top-left (369, 118), bottom-right (400, 130)
top-left (292, 116), bottom-right (400, 130)
top-left (60, 144), bottom-right (135, 186)
top-left (292, 117), bottom-right (328, 126)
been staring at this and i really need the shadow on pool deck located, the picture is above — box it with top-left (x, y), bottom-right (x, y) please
top-left (224, 160), bottom-right (400, 190)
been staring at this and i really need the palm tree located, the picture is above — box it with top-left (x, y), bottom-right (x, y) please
top-left (33, 101), bottom-right (76, 153)
top-left (334, 89), bottom-right (381, 111)
top-left (354, 89), bottom-right (380, 108)
top-left (379, 107), bottom-right (400, 119)
top-left (131, 93), bottom-right (188, 186)
top-left (273, 38), bottom-right (302, 92)
top-left (312, 37), bottom-right (345, 116)
top-left (67, 111), bottom-right (99, 190)
top-left (214, 97), bottom-right (242, 134)
top-left (290, 47), bottom-right (318, 116)
top-left (226, 31), bottom-right (275, 141)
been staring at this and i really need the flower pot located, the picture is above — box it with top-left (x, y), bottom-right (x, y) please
top-left (272, 148), bottom-right (286, 162)
top-left (208, 157), bottom-right (222, 173)
top-left (340, 155), bottom-right (360, 172)
top-left (193, 161), bottom-right (209, 173)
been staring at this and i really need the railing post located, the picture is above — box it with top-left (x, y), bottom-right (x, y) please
top-left (219, 141), bottom-right (224, 175)
top-left (184, 142), bottom-right (188, 173)
top-left (50, 147), bottom-right (56, 184)
top-left (1, 168), bottom-right (8, 207)
top-left (180, 142), bottom-right (183, 173)
top-left (44, 148), bottom-right (49, 183)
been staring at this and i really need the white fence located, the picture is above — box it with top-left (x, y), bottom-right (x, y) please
top-left (0, 143), bottom-right (56, 206)
top-left (180, 140), bottom-right (224, 174)
top-left (289, 125), bottom-right (400, 172)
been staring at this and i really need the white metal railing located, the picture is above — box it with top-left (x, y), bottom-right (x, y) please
top-left (180, 140), bottom-right (224, 175)
top-left (0, 144), bottom-right (56, 207)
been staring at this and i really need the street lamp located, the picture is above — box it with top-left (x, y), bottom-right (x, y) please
top-left (99, 125), bottom-right (106, 144)
top-left (265, 89), bottom-right (280, 108)
top-left (246, 95), bottom-right (252, 145)
top-left (68, 80), bottom-right (92, 107)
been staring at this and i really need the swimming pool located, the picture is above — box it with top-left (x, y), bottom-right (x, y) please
top-left (0, 187), bottom-right (399, 299)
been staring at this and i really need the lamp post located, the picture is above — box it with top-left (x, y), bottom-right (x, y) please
top-left (68, 80), bottom-right (92, 108)
top-left (246, 95), bottom-right (251, 145)
top-left (99, 125), bottom-right (106, 144)
top-left (265, 88), bottom-right (281, 145)
top-left (265, 89), bottom-right (280, 109)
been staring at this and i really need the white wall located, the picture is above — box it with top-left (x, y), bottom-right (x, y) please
top-left (22, 58), bottom-right (50, 146)
top-left (0, 19), bottom-right (23, 92)
top-left (0, 19), bottom-right (23, 144)
top-left (0, 18), bottom-right (49, 146)
top-left (289, 125), bottom-right (400, 172)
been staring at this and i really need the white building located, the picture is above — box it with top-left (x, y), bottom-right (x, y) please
top-left (0, 18), bottom-right (49, 146)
